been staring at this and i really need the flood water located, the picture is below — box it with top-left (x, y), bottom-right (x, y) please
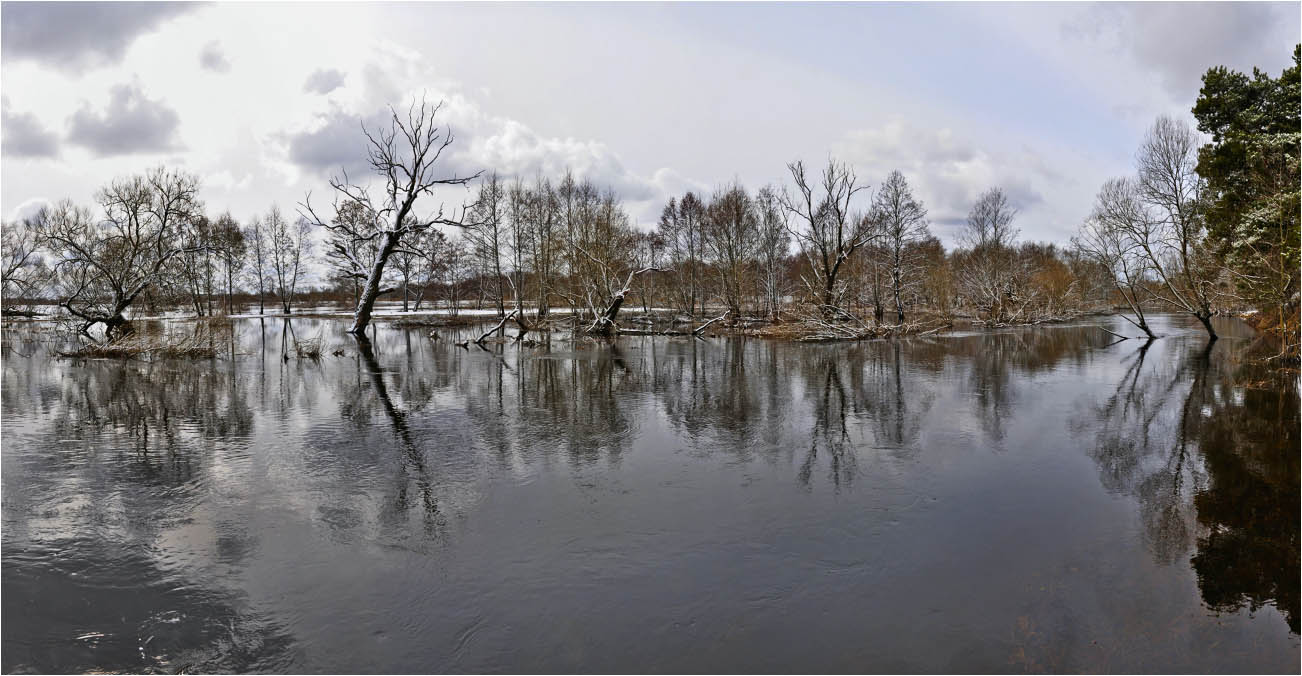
top-left (2, 314), bottom-right (1297, 673)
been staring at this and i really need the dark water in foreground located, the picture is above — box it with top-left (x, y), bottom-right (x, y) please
top-left (2, 314), bottom-right (1297, 673)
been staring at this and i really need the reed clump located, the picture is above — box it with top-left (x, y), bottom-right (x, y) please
top-left (58, 327), bottom-right (220, 360)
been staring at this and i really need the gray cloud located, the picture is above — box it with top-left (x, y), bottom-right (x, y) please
top-left (199, 41), bottom-right (230, 73)
top-left (303, 68), bottom-right (346, 95)
top-left (1, 2), bottom-right (199, 71)
top-left (283, 106), bottom-right (379, 178)
top-left (2, 99), bottom-right (59, 159)
top-left (67, 83), bottom-right (183, 156)
top-left (1063, 3), bottom-right (1300, 99)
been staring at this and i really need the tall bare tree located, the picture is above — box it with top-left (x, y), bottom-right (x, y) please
top-left (871, 170), bottom-right (930, 322)
top-left (779, 158), bottom-right (874, 312)
top-left (244, 217), bottom-right (271, 315)
top-left (302, 98), bottom-right (480, 335)
top-left (955, 187), bottom-right (1020, 322)
top-left (210, 212), bottom-right (245, 315)
top-left (1134, 115), bottom-right (1222, 338)
top-left (754, 185), bottom-right (789, 319)
top-left (704, 182), bottom-right (759, 316)
top-left (264, 206), bottom-right (311, 314)
top-left (465, 172), bottom-right (508, 317)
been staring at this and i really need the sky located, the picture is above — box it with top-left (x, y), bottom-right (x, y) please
top-left (2, 1), bottom-right (1298, 248)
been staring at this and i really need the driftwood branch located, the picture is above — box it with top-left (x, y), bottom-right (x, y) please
top-left (693, 312), bottom-right (729, 336)
top-left (476, 309), bottom-right (517, 345)
top-left (1097, 326), bottom-right (1131, 340)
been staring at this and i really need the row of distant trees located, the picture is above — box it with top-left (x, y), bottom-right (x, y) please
top-left (0, 158), bottom-right (1108, 332)
top-left (2, 48), bottom-right (1296, 352)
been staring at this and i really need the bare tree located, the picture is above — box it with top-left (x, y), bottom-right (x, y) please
top-left (244, 217), bottom-right (271, 314)
top-left (779, 158), bottom-right (874, 313)
top-left (264, 206), bottom-right (311, 314)
top-left (506, 177), bottom-right (533, 319)
top-left (1074, 178), bottom-right (1158, 339)
top-left (174, 212), bottom-right (215, 316)
top-left (657, 191), bottom-right (708, 316)
top-left (526, 175), bottom-right (560, 318)
top-left (955, 187), bottom-right (1020, 322)
top-left (559, 184), bottom-right (652, 335)
top-left (754, 185), bottom-right (789, 319)
top-left (302, 98), bottom-right (480, 335)
top-left (464, 172), bottom-right (508, 317)
top-left (704, 182), bottom-right (759, 317)
top-left (871, 170), bottom-right (930, 323)
top-left (210, 212), bottom-right (245, 315)
top-left (36, 167), bottom-right (202, 339)
top-left (322, 200), bottom-right (380, 307)
top-left (1, 216), bottom-right (50, 315)
top-left (1134, 115), bottom-right (1221, 339)
top-left (441, 233), bottom-right (470, 314)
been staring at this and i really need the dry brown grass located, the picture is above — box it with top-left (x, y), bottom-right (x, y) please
top-left (57, 330), bottom-right (219, 360)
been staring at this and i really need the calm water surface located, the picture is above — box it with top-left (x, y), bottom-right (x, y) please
top-left (2, 314), bottom-right (1297, 673)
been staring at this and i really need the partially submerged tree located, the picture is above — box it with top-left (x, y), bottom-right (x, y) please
top-left (210, 212), bottom-right (246, 315)
top-left (1074, 178), bottom-right (1159, 339)
top-left (36, 167), bottom-right (202, 339)
top-left (1134, 115), bottom-right (1222, 339)
top-left (244, 216), bottom-right (272, 315)
top-left (302, 98), bottom-right (480, 335)
top-left (264, 206), bottom-right (311, 314)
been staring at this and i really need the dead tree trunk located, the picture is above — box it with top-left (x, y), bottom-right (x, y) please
top-left (587, 267), bottom-right (663, 336)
